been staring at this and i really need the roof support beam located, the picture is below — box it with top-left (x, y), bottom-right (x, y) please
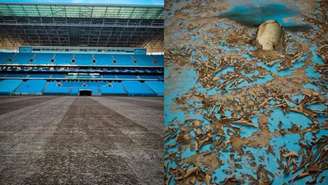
top-left (0, 4), bottom-right (163, 49)
top-left (0, 22), bottom-right (163, 28)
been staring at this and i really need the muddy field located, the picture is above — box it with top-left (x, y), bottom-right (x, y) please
top-left (164, 0), bottom-right (327, 184)
top-left (0, 96), bottom-right (163, 185)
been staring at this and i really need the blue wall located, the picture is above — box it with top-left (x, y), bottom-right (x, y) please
top-left (0, 53), bottom-right (163, 67)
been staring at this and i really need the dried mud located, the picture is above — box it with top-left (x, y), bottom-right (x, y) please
top-left (164, 0), bottom-right (328, 184)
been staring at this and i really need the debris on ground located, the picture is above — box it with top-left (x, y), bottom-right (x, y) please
top-left (164, 0), bottom-right (328, 184)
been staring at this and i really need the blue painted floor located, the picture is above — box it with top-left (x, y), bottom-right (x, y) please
top-left (164, 0), bottom-right (328, 184)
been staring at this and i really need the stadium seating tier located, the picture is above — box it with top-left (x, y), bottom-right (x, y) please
top-left (0, 51), bottom-right (163, 96)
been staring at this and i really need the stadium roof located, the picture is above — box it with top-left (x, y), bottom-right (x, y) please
top-left (0, 0), bottom-right (163, 5)
top-left (0, 3), bottom-right (163, 19)
top-left (0, 1), bottom-right (163, 50)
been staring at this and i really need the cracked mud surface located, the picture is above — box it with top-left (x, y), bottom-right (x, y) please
top-left (164, 0), bottom-right (327, 184)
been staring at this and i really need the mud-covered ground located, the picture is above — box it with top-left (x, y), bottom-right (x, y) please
top-left (164, 0), bottom-right (327, 184)
top-left (0, 96), bottom-right (163, 185)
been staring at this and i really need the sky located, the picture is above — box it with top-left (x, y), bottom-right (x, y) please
top-left (0, 0), bottom-right (163, 5)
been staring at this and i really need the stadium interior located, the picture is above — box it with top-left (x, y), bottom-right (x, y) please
top-left (0, 1), bottom-right (164, 96)
top-left (0, 1), bottom-right (164, 184)
top-left (0, 47), bottom-right (163, 96)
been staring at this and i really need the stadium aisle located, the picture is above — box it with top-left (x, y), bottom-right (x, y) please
top-left (0, 96), bottom-right (163, 185)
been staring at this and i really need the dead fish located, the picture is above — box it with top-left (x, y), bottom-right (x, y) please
top-left (177, 133), bottom-right (192, 144)
top-left (223, 176), bottom-right (240, 185)
top-left (232, 118), bottom-right (257, 128)
top-left (205, 174), bottom-right (212, 185)
top-left (177, 167), bottom-right (198, 180)
top-left (257, 165), bottom-right (273, 185)
top-left (256, 20), bottom-right (284, 51)
top-left (292, 172), bottom-right (310, 181)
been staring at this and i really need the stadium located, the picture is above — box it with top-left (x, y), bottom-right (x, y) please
top-left (0, 0), bottom-right (163, 184)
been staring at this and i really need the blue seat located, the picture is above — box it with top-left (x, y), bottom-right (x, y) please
top-left (152, 55), bottom-right (164, 66)
top-left (14, 80), bottom-right (46, 95)
top-left (134, 55), bottom-right (155, 66)
top-left (0, 53), bottom-right (15, 64)
top-left (100, 82), bottom-right (126, 95)
top-left (54, 54), bottom-right (73, 65)
top-left (75, 54), bottom-right (93, 65)
top-left (94, 54), bottom-right (113, 66)
top-left (122, 81), bottom-right (155, 96)
top-left (34, 53), bottom-right (54, 65)
top-left (145, 81), bottom-right (164, 96)
top-left (44, 81), bottom-right (70, 95)
top-left (115, 54), bottom-right (134, 66)
top-left (0, 79), bottom-right (22, 94)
